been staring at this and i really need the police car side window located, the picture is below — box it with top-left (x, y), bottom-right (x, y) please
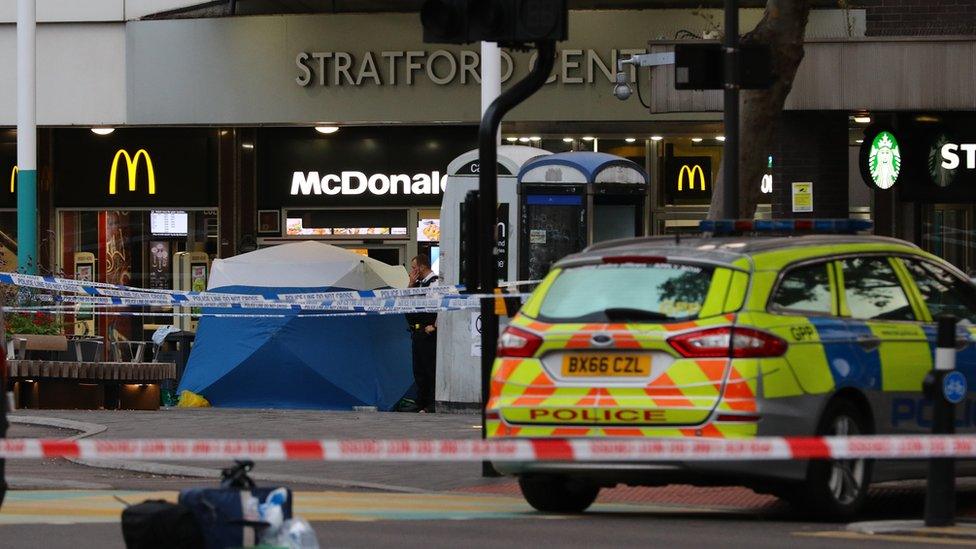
top-left (771, 262), bottom-right (832, 314)
top-left (841, 257), bottom-right (915, 321)
top-left (903, 260), bottom-right (976, 323)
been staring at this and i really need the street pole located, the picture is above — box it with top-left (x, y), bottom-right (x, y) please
top-left (722, 0), bottom-right (739, 219)
top-left (478, 41), bottom-right (555, 476)
top-left (923, 315), bottom-right (961, 526)
top-left (16, 0), bottom-right (37, 275)
top-left (481, 41), bottom-right (502, 145)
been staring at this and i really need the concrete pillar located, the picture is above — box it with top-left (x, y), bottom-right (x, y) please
top-left (16, 0), bottom-right (36, 274)
top-left (481, 42), bottom-right (501, 144)
top-left (771, 111), bottom-right (849, 219)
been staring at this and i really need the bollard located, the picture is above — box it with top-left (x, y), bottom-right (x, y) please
top-left (922, 314), bottom-right (964, 527)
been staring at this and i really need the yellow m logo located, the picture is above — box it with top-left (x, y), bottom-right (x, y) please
top-left (677, 164), bottom-right (706, 191)
top-left (109, 149), bottom-right (156, 195)
top-left (9, 165), bottom-right (16, 193)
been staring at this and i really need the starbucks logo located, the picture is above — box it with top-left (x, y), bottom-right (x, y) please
top-left (929, 134), bottom-right (957, 187)
top-left (868, 131), bottom-right (901, 190)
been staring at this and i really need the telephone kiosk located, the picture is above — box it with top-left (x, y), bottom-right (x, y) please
top-left (173, 251), bottom-right (210, 332)
top-left (436, 145), bottom-right (551, 411)
top-left (517, 152), bottom-right (649, 280)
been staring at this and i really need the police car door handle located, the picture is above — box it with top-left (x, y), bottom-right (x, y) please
top-left (856, 335), bottom-right (881, 352)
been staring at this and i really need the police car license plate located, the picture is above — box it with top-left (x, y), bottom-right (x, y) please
top-left (561, 354), bottom-right (650, 377)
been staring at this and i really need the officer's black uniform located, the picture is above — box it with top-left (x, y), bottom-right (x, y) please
top-left (406, 274), bottom-right (438, 412)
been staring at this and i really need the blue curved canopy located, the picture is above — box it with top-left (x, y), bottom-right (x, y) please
top-left (517, 151), bottom-right (649, 184)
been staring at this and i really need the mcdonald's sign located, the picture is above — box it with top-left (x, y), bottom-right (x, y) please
top-left (677, 164), bottom-right (706, 191)
top-left (666, 156), bottom-right (712, 202)
top-left (109, 149), bottom-right (155, 195)
top-left (9, 165), bottom-right (16, 193)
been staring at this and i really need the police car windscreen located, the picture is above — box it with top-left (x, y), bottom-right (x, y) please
top-left (537, 263), bottom-right (713, 323)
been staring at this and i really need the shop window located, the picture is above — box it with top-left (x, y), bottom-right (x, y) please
top-left (58, 209), bottom-right (218, 341)
top-left (0, 210), bottom-right (16, 272)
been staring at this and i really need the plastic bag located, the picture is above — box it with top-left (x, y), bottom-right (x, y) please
top-left (177, 390), bottom-right (210, 408)
top-left (261, 518), bottom-right (320, 549)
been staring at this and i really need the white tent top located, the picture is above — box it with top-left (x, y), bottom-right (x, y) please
top-left (208, 241), bottom-right (409, 291)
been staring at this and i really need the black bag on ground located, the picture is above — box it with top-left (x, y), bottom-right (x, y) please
top-left (121, 499), bottom-right (204, 549)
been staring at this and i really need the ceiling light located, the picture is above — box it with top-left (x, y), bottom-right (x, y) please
top-left (314, 126), bottom-right (340, 134)
top-left (582, 136), bottom-right (595, 141)
top-left (716, 135), bottom-right (726, 142)
top-left (529, 136), bottom-right (542, 142)
top-left (853, 115), bottom-right (871, 124)
top-left (518, 137), bottom-right (531, 143)
top-left (691, 137), bottom-right (703, 143)
top-left (506, 137), bottom-right (518, 143)
top-left (651, 135), bottom-right (663, 141)
top-left (625, 137), bottom-right (637, 143)
top-left (855, 139), bottom-right (864, 144)
top-left (91, 127), bottom-right (115, 136)
top-left (242, 143), bottom-right (255, 149)
top-left (562, 137), bottom-right (574, 143)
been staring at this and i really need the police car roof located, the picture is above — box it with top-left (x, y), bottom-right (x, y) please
top-left (561, 234), bottom-right (919, 267)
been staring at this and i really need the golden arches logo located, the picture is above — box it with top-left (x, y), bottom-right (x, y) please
top-left (677, 164), bottom-right (706, 191)
top-left (109, 149), bottom-right (155, 195)
top-left (9, 165), bottom-right (16, 193)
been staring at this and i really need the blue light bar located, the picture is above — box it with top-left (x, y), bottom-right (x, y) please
top-left (699, 218), bottom-right (873, 235)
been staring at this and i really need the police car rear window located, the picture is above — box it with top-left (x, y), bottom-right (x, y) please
top-left (537, 263), bottom-right (713, 323)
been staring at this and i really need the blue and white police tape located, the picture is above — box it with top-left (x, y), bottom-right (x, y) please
top-left (0, 271), bottom-right (471, 304)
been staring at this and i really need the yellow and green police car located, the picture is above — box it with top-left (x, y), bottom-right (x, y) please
top-left (486, 219), bottom-right (976, 519)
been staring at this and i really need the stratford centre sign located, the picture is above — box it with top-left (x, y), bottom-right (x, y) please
top-left (295, 48), bottom-right (648, 88)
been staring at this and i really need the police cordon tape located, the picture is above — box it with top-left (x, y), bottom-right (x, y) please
top-left (2, 435), bottom-right (976, 461)
top-left (0, 271), bottom-right (533, 315)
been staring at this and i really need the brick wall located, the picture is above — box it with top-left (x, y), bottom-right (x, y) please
top-left (771, 111), bottom-right (849, 218)
top-left (860, 0), bottom-right (976, 36)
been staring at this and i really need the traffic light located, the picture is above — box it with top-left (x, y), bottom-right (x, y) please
top-left (421, 0), bottom-right (567, 46)
top-left (674, 43), bottom-right (774, 90)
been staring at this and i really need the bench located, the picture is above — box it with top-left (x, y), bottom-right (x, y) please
top-left (6, 360), bottom-right (177, 410)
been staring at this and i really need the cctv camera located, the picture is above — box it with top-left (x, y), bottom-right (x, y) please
top-left (613, 83), bottom-right (632, 101)
top-left (613, 71), bottom-right (632, 101)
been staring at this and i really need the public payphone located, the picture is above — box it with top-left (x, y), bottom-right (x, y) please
top-left (517, 152), bottom-right (649, 280)
top-left (436, 145), bottom-right (550, 411)
top-left (173, 251), bottom-right (210, 332)
top-left (73, 252), bottom-right (96, 336)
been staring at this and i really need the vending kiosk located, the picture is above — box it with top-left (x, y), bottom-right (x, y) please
top-left (173, 251), bottom-right (210, 332)
top-left (73, 252), bottom-right (97, 336)
top-left (436, 145), bottom-right (550, 411)
top-left (517, 152), bottom-right (649, 280)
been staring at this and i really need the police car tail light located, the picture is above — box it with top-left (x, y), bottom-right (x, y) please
top-left (497, 326), bottom-right (543, 358)
top-left (668, 327), bottom-right (787, 358)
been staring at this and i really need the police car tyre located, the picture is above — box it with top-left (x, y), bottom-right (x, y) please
top-left (518, 475), bottom-right (600, 513)
top-left (791, 399), bottom-right (873, 520)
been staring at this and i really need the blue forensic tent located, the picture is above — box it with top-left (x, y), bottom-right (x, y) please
top-left (178, 241), bottom-right (413, 410)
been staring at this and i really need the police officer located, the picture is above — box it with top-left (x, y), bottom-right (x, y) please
top-left (405, 254), bottom-right (438, 412)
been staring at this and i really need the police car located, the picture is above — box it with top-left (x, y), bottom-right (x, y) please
top-left (486, 219), bottom-right (976, 519)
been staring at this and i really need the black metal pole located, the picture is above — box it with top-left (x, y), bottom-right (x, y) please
top-left (479, 41), bottom-right (556, 476)
top-left (722, 0), bottom-right (739, 219)
top-left (924, 315), bottom-right (958, 526)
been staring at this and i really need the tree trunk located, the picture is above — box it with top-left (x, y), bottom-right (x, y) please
top-left (709, 0), bottom-right (812, 219)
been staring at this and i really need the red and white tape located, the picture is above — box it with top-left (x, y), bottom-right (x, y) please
top-left (2, 436), bottom-right (976, 461)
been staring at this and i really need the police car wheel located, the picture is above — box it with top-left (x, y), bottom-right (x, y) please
top-left (792, 399), bottom-right (872, 520)
top-left (518, 475), bottom-right (599, 513)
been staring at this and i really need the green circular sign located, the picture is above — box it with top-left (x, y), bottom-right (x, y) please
top-left (929, 133), bottom-right (957, 188)
top-left (868, 131), bottom-right (901, 189)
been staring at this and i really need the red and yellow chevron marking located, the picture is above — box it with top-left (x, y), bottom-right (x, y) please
top-left (489, 315), bottom-right (762, 440)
